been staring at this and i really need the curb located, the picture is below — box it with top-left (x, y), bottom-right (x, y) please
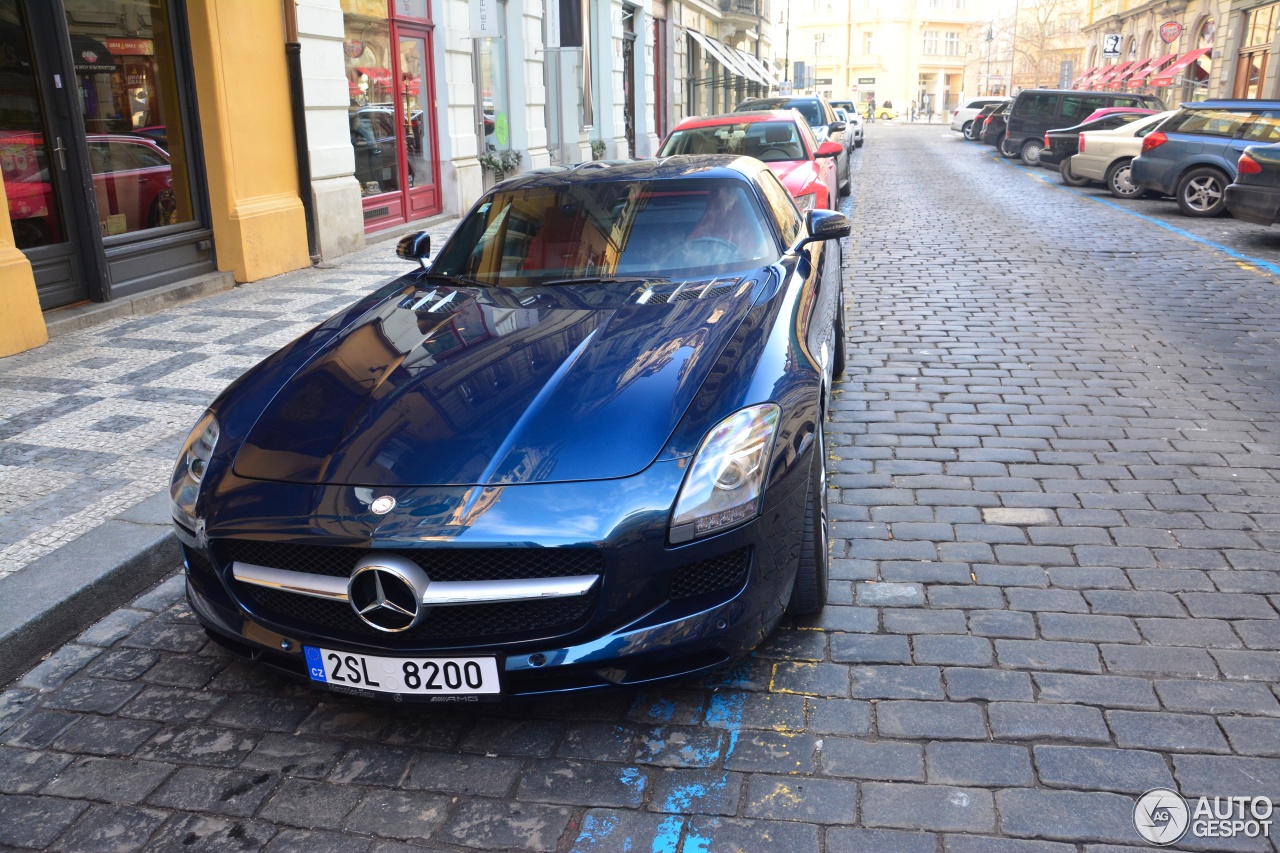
top-left (43, 271), bottom-right (238, 339)
top-left (0, 489), bottom-right (180, 687)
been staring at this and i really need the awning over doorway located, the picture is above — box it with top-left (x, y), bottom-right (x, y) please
top-left (1113, 57), bottom-right (1155, 87)
top-left (1092, 61), bottom-right (1131, 89)
top-left (1149, 48), bottom-right (1211, 87)
top-left (687, 30), bottom-right (767, 87)
top-left (70, 34), bottom-right (114, 74)
top-left (1071, 66), bottom-right (1098, 88)
top-left (733, 48), bottom-right (778, 88)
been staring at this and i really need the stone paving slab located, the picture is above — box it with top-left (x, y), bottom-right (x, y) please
top-left (1, 125), bottom-right (1279, 851)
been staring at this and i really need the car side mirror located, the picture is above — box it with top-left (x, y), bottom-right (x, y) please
top-left (396, 230), bottom-right (431, 267)
top-left (829, 121), bottom-right (846, 133)
top-left (789, 209), bottom-right (851, 253)
top-left (815, 140), bottom-right (843, 158)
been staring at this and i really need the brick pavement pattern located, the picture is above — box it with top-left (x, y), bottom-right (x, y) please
top-left (2, 125), bottom-right (1280, 851)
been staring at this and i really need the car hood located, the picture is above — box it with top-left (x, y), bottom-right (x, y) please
top-left (231, 277), bottom-right (758, 487)
top-left (766, 159), bottom-right (817, 192)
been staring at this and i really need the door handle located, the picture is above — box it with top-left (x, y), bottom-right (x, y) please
top-left (53, 136), bottom-right (67, 171)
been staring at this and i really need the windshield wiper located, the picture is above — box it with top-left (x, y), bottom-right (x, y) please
top-left (417, 271), bottom-right (487, 288)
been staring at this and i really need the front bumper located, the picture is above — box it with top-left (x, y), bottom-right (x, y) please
top-left (1224, 183), bottom-right (1280, 226)
top-left (179, 456), bottom-right (811, 700)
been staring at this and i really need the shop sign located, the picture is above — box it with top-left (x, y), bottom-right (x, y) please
top-left (1102, 34), bottom-right (1121, 57)
top-left (815, 77), bottom-right (832, 85)
top-left (857, 77), bottom-right (875, 84)
top-left (470, 0), bottom-right (500, 38)
top-left (1160, 21), bottom-right (1183, 44)
top-left (344, 40), bottom-right (364, 58)
top-left (104, 37), bottom-right (153, 56)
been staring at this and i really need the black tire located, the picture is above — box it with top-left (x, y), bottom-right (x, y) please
top-left (789, 420), bottom-right (828, 616)
top-left (839, 156), bottom-right (851, 196)
top-left (962, 120), bottom-right (974, 140)
top-left (1105, 158), bottom-right (1145, 199)
top-left (1060, 156), bottom-right (1090, 187)
top-left (1020, 139), bottom-right (1044, 167)
top-left (855, 138), bottom-right (863, 148)
top-left (1176, 166), bottom-right (1229, 217)
top-left (998, 136), bottom-right (1019, 158)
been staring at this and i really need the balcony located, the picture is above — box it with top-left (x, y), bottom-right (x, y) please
top-left (719, 0), bottom-right (764, 28)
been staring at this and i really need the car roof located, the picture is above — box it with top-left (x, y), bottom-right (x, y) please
top-left (498, 156), bottom-right (769, 191)
top-left (739, 96), bottom-right (823, 108)
top-left (672, 110), bottom-right (802, 130)
top-left (1019, 88), bottom-right (1155, 96)
top-left (1179, 99), bottom-right (1280, 109)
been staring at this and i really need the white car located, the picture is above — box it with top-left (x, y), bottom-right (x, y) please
top-left (1068, 110), bottom-right (1177, 198)
top-left (835, 107), bottom-right (864, 148)
top-left (951, 96), bottom-right (1011, 139)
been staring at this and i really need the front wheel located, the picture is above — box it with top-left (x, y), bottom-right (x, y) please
top-left (1020, 139), bottom-right (1044, 167)
top-left (1176, 167), bottom-right (1229, 217)
top-left (788, 420), bottom-right (829, 616)
top-left (1105, 158), bottom-right (1145, 199)
top-left (1060, 156), bottom-right (1091, 187)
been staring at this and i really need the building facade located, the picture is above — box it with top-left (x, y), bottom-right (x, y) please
top-left (1079, 0), bottom-right (1223, 101)
top-left (2, 0), bottom-right (773, 357)
top-left (787, 0), bottom-right (988, 117)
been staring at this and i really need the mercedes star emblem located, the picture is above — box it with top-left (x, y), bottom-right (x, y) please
top-left (347, 554), bottom-right (430, 632)
top-left (370, 495), bottom-right (396, 515)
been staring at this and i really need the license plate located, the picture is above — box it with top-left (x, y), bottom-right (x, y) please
top-left (304, 647), bottom-right (501, 697)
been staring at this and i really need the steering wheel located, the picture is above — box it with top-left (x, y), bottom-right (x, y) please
top-left (756, 145), bottom-right (794, 160)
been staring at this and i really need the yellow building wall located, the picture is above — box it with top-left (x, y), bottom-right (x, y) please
top-left (0, 169), bottom-right (48, 358)
top-left (187, 0), bottom-right (310, 282)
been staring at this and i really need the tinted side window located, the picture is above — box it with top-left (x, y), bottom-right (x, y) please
top-left (1166, 109), bottom-right (1256, 138)
top-left (786, 100), bottom-right (824, 126)
top-left (755, 169), bottom-right (801, 246)
top-left (1019, 93), bottom-right (1058, 120)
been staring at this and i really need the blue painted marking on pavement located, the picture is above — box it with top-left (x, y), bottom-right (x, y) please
top-left (303, 646), bottom-right (327, 682)
top-left (571, 813), bottom-right (618, 851)
top-left (651, 815), bottom-right (684, 853)
top-left (997, 154), bottom-right (1280, 277)
top-left (619, 766), bottom-right (647, 795)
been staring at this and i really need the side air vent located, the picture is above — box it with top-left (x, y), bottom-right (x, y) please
top-left (635, 278), bottom-right (745, 305)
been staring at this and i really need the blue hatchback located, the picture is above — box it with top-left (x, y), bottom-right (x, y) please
top-left (1131, 99), bottom-right (1280, 217)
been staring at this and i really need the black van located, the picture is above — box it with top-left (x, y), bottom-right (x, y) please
top-left (1003, 89), bottom-right (1166, 166)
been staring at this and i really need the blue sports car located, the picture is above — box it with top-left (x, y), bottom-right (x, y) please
top-left (171, 156), bottom-right (850, 702)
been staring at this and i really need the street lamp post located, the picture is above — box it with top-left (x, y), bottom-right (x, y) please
top-left (986, 24), bottom-right (993, 94)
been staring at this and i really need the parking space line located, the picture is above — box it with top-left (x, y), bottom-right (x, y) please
top-left (993, 153), bottom-right (1280, 278)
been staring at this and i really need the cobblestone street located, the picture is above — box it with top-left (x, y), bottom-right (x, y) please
top-left (2, 124), bottom-right (1280, 851)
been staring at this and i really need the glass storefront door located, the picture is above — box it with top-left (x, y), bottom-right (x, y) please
top-left (399, 30), bottom-right (438, 219)
top-left (1, 0), bottom-right (212, 310)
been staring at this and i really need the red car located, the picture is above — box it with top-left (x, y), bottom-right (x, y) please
top-left (1, 132), bottom-right (176, 247)
top-left (656, 110), bottom-right (842, 211)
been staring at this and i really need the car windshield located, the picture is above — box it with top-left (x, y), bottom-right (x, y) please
top-left (658, 121), bottom-right (807, 162)
top-left (431, 178), bottom-right (779, 286)
top-left (786, 101), bottom-right (824, 126)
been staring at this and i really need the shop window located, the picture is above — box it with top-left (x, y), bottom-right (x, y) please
top-left (476, 2), bottom-right (510, 154)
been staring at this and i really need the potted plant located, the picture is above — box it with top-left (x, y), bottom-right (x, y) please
top-left (478, 148), bottom-right (522, 181)
top-left (590, 139), bottom-right (606, 160)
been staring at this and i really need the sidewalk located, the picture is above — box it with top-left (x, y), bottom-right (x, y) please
top-left (0, 217), bottom-right (459, 683)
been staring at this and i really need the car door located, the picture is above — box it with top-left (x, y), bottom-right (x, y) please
top-left (797, 119), bottom-right (836, 206)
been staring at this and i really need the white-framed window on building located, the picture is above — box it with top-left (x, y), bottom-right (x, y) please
top-left (944, 32), bottom-right (959, 56)
top-left (923, 31), bottom-right (938, 55)
top-left (863, 31), bottom-right (874, 55)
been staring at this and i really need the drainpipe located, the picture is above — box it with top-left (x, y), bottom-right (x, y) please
top-left (283, 0), bottom-right (320, 262)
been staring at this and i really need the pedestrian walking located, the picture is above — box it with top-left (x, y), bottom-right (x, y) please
top-left (867, 98), bottom-right (876, 123)
top-left (910, 100), bottom-right (917, 122)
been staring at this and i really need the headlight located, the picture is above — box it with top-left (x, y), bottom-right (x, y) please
top-left (794, 192), bottom-right (817, 212)
top-left (670, 404), bottom-right (780, 544)
top-left (171, 410), bottom-right (220, 529)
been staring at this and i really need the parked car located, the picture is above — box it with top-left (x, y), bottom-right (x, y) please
top-left (736, 96), bottom-right (850, 194)
top-left (1132, 99), bottom-right (1280, 217)
top-left (980, 103), bottom-right (1010, 147)
top-left (658, 111), bottom-right (843, 210)
top-left (834, 107), bottom-right (864, 148)
top-left (171, 156), bottom-right (851, 702)
top-left (1225, 142), bottom-right (1280, 225)
top-left (1080, 107), bottom-right (1157, 124)
top-left (1002, 89), bottom-right (1166, 166)
top-left (1, 131), bottom-right (176, 247)
top-left (951, 96), bottom-right (1011, 139)
top-left (1038, 111), bottom-right (1158, 175)
top-left (870, 100), bottom-right (898, 121)
top-left (1069, 110), bottom-right (1177, 198)
top-left (969, 103), bottom-right (1004, 143)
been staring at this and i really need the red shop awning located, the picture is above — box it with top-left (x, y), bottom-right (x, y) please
top-left (355, 66), bottom-right (393, 85)
top-left (1071, 66), bottom-right (1098, 88)
top-left (1149, 48), bottom-right (1212, 87)
top-left (1091, 61), bottom-right (1131, 89)
top-left (1113, 57), bottom-right (1155, 87)
top-left (1132, 54), bottom-right (1178, 86)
